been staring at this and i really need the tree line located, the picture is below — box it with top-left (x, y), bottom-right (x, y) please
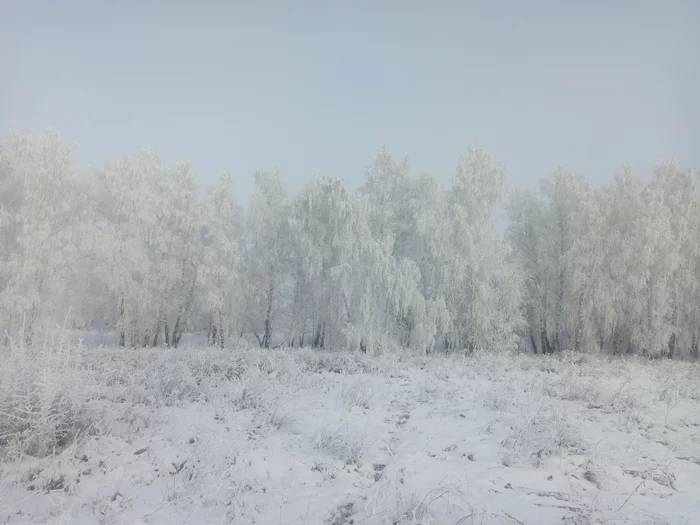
top-left (1, 129), bottom-right (698, 358)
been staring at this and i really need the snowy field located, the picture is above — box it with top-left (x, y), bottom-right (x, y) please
top-left (1, 343), bottom-right (699, 525)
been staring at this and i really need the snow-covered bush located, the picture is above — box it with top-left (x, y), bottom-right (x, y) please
top-left (0, 341), bottom-right (101, 460)
top-left (501, 402), bottom-right (586, 467)
top-left (314, 424), bottom-right (366, 466)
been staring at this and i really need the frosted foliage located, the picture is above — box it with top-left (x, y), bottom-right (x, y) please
top-left (358, 150), bottom-right (450, 354)
top-left (200, 172), bottom-right (242, 347)
top-left (444, 148), bottom-right (523, 352)
top-left (0, 127), bottom-right (698, 359)
top-left (510, 162), bottom-right (700, 358)
top-left (293, 175), bottom-right (355, 350)
top-left (243, 168), bottom-right (293, 348)
top-left (0, 130), bottom-right (79, 343)
top-left (89, 152), bottom-right (205, 347)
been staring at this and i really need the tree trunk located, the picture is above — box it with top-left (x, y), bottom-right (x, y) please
top-left (612, 327), bottom-right (621, 355)
top-left (667, 332), bottom-right (676, 359)
top-left (529, 327), bottom-right (538, 354)
top-left (313, 320), bottom-right (326, 348)
top-left (25, 303), bottom-right (38, 346)
top-left (261, 280), bottom-right (274, 348)
top-left (218, 310), bottom-right (224, 349)
top-left (540, 329), bottom-right (551, 355)
top-left (164, 321), bottom-right (170, 347)
top-left (152, 323), bottom-right (160, 347)
top-left (667, 298), bottom-right (679, 359)
top-left (172, 312), bottom-right (182, 348)
top-left (539, 300), bottom-right (551, 354)
top-left (171, 260), bottom-right (200, 349)
top-left (118, 297), bottom-right (126, 347)
top-left (573, 290), bottom-right (585, 353)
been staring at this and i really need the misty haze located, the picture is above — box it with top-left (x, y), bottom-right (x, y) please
top-left (1, 3), bottom-right (699, 525)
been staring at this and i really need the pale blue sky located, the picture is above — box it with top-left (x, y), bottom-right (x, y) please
top-left (2, 2), bottom-right (698, 201)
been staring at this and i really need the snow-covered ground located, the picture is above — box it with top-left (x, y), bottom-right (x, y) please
top-left (1, 343), bottom-right (699, 525)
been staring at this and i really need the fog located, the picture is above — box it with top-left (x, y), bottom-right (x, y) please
top-left (1, 4), bottom-right (699, 525)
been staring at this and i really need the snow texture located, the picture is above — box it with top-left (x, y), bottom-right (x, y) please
top-left (1, 342), bottom-right (699, 525)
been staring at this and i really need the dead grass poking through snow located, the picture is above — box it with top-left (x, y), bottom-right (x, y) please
top-left (1, 341), bottom-right (699, 525)
top-left (340, 378), bottom-right (382, 409)
top-left (0, 341), bottom-right (102, 461)
top-left (314, 424), bottom-right (367, 466)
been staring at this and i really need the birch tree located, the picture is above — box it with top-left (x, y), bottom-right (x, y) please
top-left (440, 146), bottom-right (523, 352)
top-left (0, 129), bottom-right (82, 344)
top-left (243, 168), bottom-right (292, 348)
top-left (156, 161), bottom-right (204, 348)
top-left (200, 172), bottom-right (242, 348)
top-left (360, 148), bottom-right (448, 352)
top-left (93, 153), bottom-right (143, 345)
top-left (650, 163), bottom-right (700, 358)
top-left (293, 175), bottom-right (355, 348)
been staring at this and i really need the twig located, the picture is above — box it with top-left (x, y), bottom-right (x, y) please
top-left (142, 500), bottom-right (170, 520)
top-left (616, 480), bottom-right (645, 512)
top-left (0, 411), bottom-right (28, 422)
top-left (454, 513), bottom-right (474, 525)
top-left (503, 511), bottom-right (527, 525)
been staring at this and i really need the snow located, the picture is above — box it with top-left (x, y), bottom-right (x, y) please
top-left (1, 345), bottom-right (699, 524)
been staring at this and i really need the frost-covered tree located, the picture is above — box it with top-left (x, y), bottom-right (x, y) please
top-left (91, 151), bottom-right (157, 346)
top-left (538, 170), bottom-right (591, 353)
top-left (154, 161), bottom-right (204, 348)
top-left (293, 175), bottom-right (355, 348)
top-left (90, 152), bottom-right (205, 348)
top-left (354, 146), bottom-right (524, 354)
top-left (336, 193), bottom-right (427, 354)
top-left (429, 147), bottom-right (524, 352)
top-left (361, 147), bottom-right (414, 253)
top-left (2, 125), bottom-right (698, 359)
top-left (243, 168), bottom-right (293, 348)
top-left (510, 162), bottom-right (700, 359)
top-left (650, 162), bottom-right (700, 358)
top-left (200, 172), bottom-right (242, 348)
top-left (0, 130), bottom-right (84, 344)
top-left (507, 189), bottom-right (550, 353)
top-left (359, 148), bottom-right (449, 353)
top-left (598, 168), bottom-right (677, 357)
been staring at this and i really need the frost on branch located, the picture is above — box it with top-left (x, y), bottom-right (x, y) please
top-left (0, 128), bottom-right (698, 358)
